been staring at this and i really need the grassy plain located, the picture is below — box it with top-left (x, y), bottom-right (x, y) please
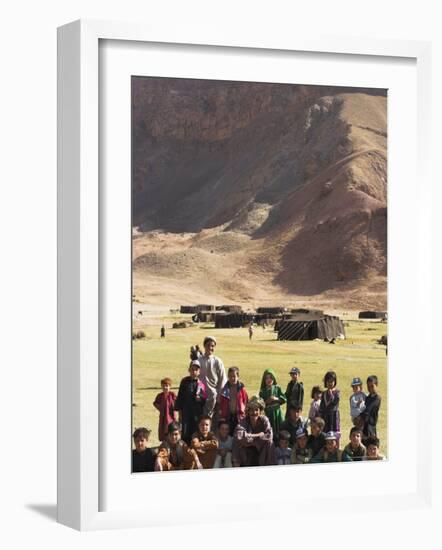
top-left (132, 314), bottom-right (387, 454)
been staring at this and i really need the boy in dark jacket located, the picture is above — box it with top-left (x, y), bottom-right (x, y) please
top-left (280, 404), bottom-right (306, 446)
top-left (132, 427), bottom-right (156, 472)
top-left (310, 431), bottom-right (350, 463)
top-left (307, 417), bottom-right (326, 459)
top-left (285, 366), bottom-right (304, 417)
top-left (342, 427), bottom-right (366, 461)
top-left (360, 375), bottom-right (381, 443)
top-left (174, 361), bottom-right (207, 444)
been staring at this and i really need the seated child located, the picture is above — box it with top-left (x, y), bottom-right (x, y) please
top-left (191, 415), bottom-right (219, 469)
top-left (310, 431), bottom-right (350, 463)
top-left (359, 375), bottom-right (381, 443)
top-left (275, 430), bottom-right (292, 465)
top-left (285, 366), bottom-right (304, 417)
top-left (364, 436), bottom-right (385, 460)
top-left (132, 427), bottom-right (156, 473)
top-left (174, 360), bottom-right (207, 444)
top-left (259, 368), bottom-right (287, 442)
top-left (343, 427), bottom-right (366, 461)
top-left (213, 420), bottom-right (233, 468)
top-left (153, 377), bottom-right (177, 442)
top-left (308, 385), bottom-right (322, 423)
top-left (218, 366), bottom-right (249, 435)
top-left (307, 417), bottom-right (326, 458)
top-left (349, 377), bottom-right (366, 423)
top-left (232, 396), bottom-right (276, 467)
top-left (155, 422), bottom-right (199, 471)
top-left (280, 404), bottom-right (307, 446)
top-left (291, 428), bottom-right (312, 464)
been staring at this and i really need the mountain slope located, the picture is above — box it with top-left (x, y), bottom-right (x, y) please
top-left (132, 79), bottom-right (387, 309)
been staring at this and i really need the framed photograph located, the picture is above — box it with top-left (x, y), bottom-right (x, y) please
top-left (57, 19), bottom-right (432, 530)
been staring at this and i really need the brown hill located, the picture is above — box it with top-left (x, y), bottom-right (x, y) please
top-left (132, 79), bottom-right (387, 310)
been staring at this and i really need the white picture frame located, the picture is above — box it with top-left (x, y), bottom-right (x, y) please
top-left (57, 19), bottom-right (433, 531)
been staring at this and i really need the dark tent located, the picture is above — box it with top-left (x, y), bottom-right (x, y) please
top-left (215, 312), bottom-right (254, 328)
top-left (358, 311), bottom-right (387, 319)
top-left (257, 306), bottom-right (286, 314)
top-left (277, 314), bottom-right (345, 341)
top-left (196, 304), bottom-right (216, 312)
top-left (193, 311), bottom-right (217, 323)
top-left (290, 308), bottom-right (324, 316)
top-left (180, 305), bottom-right (198, 314)
top-left (216, 305), bottom-right (243, 313)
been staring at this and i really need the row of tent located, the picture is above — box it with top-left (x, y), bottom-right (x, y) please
top-left (179, 305), bottom-right (385, 341)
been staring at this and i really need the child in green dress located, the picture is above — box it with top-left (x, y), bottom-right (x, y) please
top-left (259, 368), bottom-right (286, 442)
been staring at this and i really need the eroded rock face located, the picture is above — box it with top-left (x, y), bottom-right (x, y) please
top-left (132, 78), bottom-right (387, 305)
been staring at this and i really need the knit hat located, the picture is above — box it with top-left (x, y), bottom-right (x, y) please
top-left (295, 427), bottom-right (308, 439)
top-left (246, 396), bottom-right (266, 413)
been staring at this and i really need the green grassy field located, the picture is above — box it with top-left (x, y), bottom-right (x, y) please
top-left (132, 315), bottom-right (388, 455)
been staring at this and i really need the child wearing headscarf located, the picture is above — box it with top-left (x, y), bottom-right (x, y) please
top-left (259, 368), bottom-right (286, 442)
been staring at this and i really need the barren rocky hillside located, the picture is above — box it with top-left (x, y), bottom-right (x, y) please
top-left (132, 78), bottom-right (387, 310)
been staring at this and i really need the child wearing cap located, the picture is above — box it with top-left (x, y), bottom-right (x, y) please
top-left (132, 427), bottom-right (156, 472)
top-left (280, 404), bottom-right (307, 446)
top-left (191, 415), bottom-right (219, 469)
top-left (291, 428), bottom-right (313, 464)
top-left (174, 361), bottom-right (207, 444)
top-left (318, 371), bottom-right (341, 441)
top-left (285, 366), bottom-right (304, 417)
top-left (218, 366), bottom-right (249, 435)
top-left (275, 430), bottom-right (292, 465)
top-left (363, 436), bottom-right (385, 460)
top-left (349, 377), bottom-right (366, 423)
top-left (259, 368), bottom-right (287, 442)
top-left (310, 431), bottom-right (350, 463)
top-left (153, 377), bottom-right (177, 442)
top-left (342, 427), bottom-right (366, 461)
top-left (360, 375), bottom-right (381, 443)
top-left (308, 385), bottom-right (322, 423)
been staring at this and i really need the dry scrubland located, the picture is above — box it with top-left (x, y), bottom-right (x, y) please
top-left (132, 312), bottom-right (388, 456)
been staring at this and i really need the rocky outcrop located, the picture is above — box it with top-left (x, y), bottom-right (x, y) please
top-left (132, 78), bottom-right (387, 307)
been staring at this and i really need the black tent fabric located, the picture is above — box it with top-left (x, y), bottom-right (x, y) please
top-left (256, 307), bottom-right (285, 314)
top-left (358, 311), bottom-right (386, 319)
top-left (290, 308), bottom-right (324, 316)
top-left (180, 305), bottom-right (198, 314)
top-left (215, 305), bottom-right (243, 313)
top-left (196, 304), bottom-right (216, 312)
top-left (277, 315), bottom-right (345, 341)
top-left (215, 312), bottom-right (254, 328)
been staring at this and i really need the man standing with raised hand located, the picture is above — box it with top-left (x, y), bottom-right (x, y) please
top-left (199, 336), bottom-right (227, 420)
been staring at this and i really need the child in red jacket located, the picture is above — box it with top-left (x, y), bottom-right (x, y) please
top-left (153, 377), bottom-right (177, 442)
top-left (218, 366), bottom-right (249, 435)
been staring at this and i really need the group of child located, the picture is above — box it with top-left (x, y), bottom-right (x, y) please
top-left (133, 349), bottom-right (383, 472)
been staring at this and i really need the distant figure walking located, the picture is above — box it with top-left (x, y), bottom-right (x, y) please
top-left (160, 325), bottom-right (166, 338)
top-left (249, 324), bottom-right (254, 340)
